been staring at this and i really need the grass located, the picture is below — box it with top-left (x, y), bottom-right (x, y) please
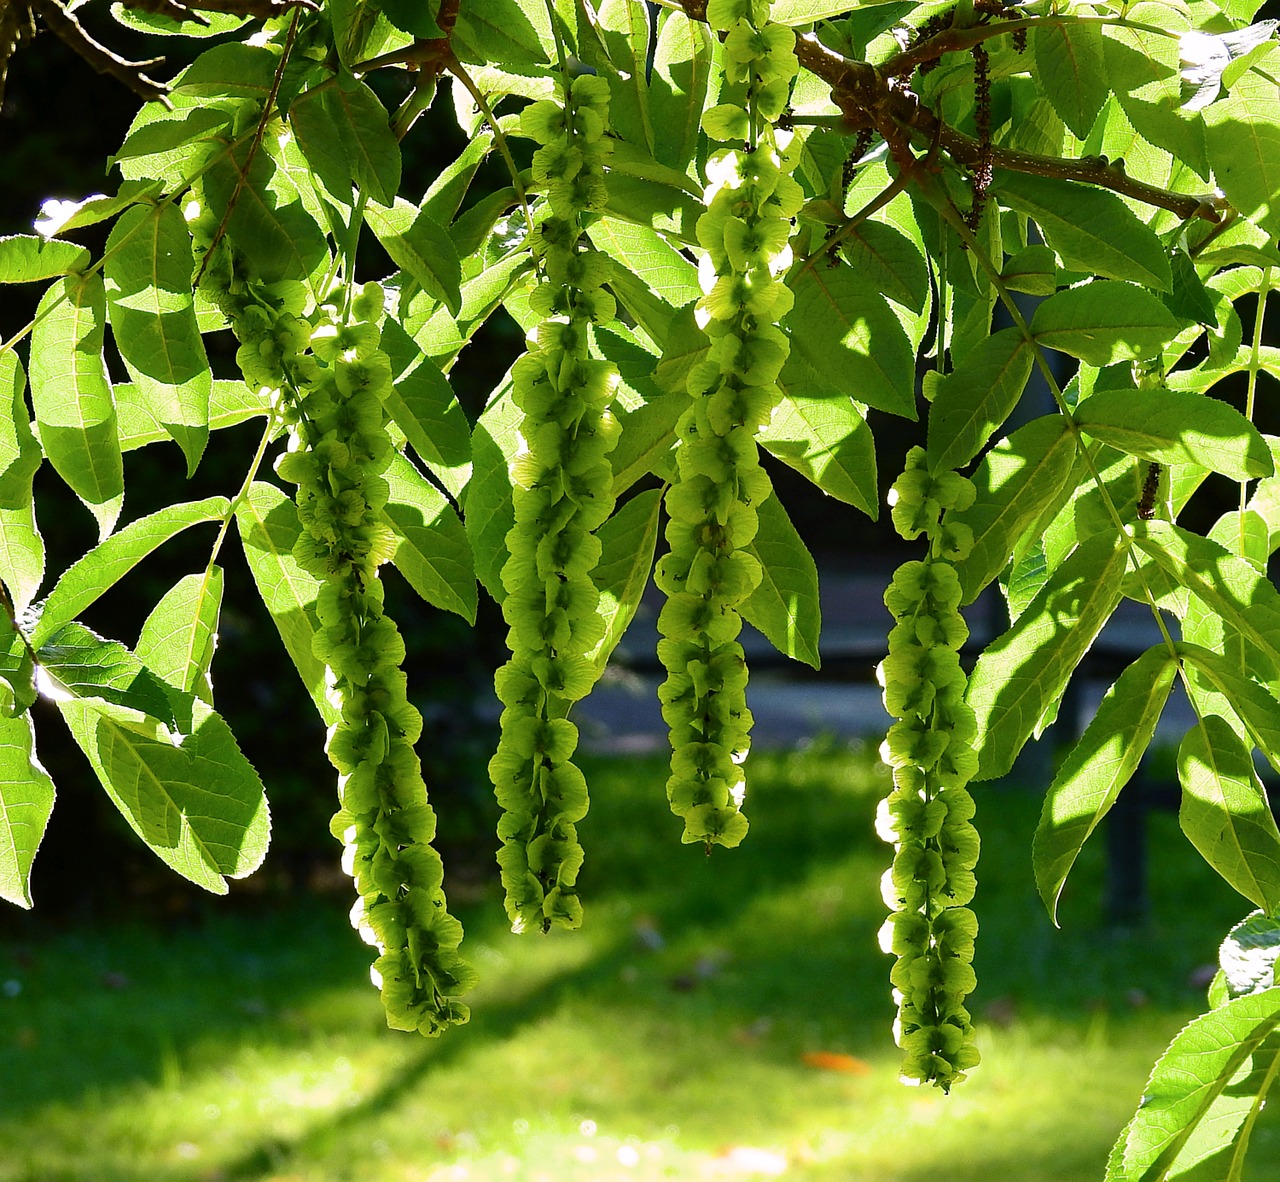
top-left (0, 742), bottom-right (1276, 1182)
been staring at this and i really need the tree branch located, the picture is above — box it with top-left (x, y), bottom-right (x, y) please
top-left (29, 0), bottom-right (170, 104)
top-left (674, 0), bottom-right (1227, 225)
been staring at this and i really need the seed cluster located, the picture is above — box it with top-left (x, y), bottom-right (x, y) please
top-left (655, 0), bottom-right (801, 849)
top-left (197, 221), bottom-right (472, 1034)
top-left (488, 73), bottom-right (620, 932)
top-left (877, 445), bottom-right (982, 1090)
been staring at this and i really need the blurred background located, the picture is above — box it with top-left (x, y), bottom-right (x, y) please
top-left (0, 7), bottom-right (1278, 1179)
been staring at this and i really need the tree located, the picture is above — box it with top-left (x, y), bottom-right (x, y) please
top-left (1, 0), bottom-right (1279, 1170)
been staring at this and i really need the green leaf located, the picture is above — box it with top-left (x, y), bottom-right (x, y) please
top-left (383, 451), bottom-right (477, 623)
top-left (0, 235), bottom-right (89, 284)
top-left (322, 74), bottom-right (402, 206)
top-left (927, 328), bottom-right (1035, 474)
top-left (596, 0), bottom-right (654, 155)
top-left (36, 622), bottom-right (176, 726)
top-left (648, 9), bottom-right (712, 173)
top-left (1001, 245), bottom-right (1059, 297)
top-left (377, 0), bottom-right (443, 37)
top-left (116, 378), bottom-right (268, 452)
top-left (234, 482), bottom-right (335, 726)
top-left (1133, 521), bottom-right (1280, 678)
top-left (788, 263), bottom-right (917, 419)
top-left (770, 0), bottom-right (862, 20)
top-left (1110, 987), bottom-right (1280, 1182)
top-left (380, 318), bottom-right (471, 499)
top-left (59, 696), bottom-right (269, 895)
top-left (1032, 19), bottom-right (1110, 138)
top-left (452, 0), bottom-right (547, 68)
top-left (1165, 250), bottom-right (1218, 327)
top-left (108, 1), bottom-right (248, 37)
top-left (104, 204), bottom-right (211, 475)
top-left (1179, 713), bottom-right (1280, 913)
top-left (1033, 645), bottom-right (1177, 922)
top-left (602, 172), bottom-right (701, 244)
top-left (32, 181), bottom-right (165, 239)
top-left (32, 497), bottom-right (229, 649)
top-left (587, 217), bottom-right (701, 310)
top-left (202, 141), bottom-right (329, 284)
top-left (28, 273), bottom-right (123, 517)
top-left (1074, 389), bottom-right (1272, 481)
top-left (0, 610), bottom-right (34, 716)
top-left (590, 324), bottom-right (684, 494)
top-left (760, 380), bottom-right (878, 517)
top-left (288, 83), bottom-right (355, 204)
top-left (1205, 67), bottom-right (1280, 236)
top-left (968, 531), bottom-right (1129, 780)
top-left (1180, 643), bottom-right (1280, 778)
top-left (113, 101), bottom-right (237, 188)
top-left (1032, 281), bottom-right (1183, 366)
top-left (462, 377), bottom-right (520, 604)
top-left (838, 219), bottom-right (930, 314)
top-left (588, 488), bottom-right (662, 679)
top-left (949, 415), bottom-right (1081, 604)
top-left (0, 711), bottom-right (56, 908)
top-left (366, 199), bottom-right (462, 316)
top-left (0, 502), bottom-right (44, 616)
top-left (741, 492), bottom-right (822, 670)
top-left (993, 170), bottom-right (1172, 291)
top-left (136, 568), bottom-right (224, 703)
top-left (0, 349), bottom-right (42, 511)
top-left (170, 42), bottom-right (278, 98)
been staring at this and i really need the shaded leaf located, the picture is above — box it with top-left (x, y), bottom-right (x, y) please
top-left (760, 379), bottom-right (878, 517)
top-left (788, 263), bottom-right (916, 419)
top-left (28, 273), bottom-right (123, 516)
top-left (367, 199), bottom-right (462, 316)
top-left (37, 622), bottom-right (176, 726)
top-left (382, 451), bottom-right (477, 623)
top-left (462, 376), bottom-right (520, 604)
top-left (0, 236), bottom-right (89, 284)
top-left (968, 532), bottom-right (1128, 779)
top-left (1032, 281), bottom-right (1183, 365)
top-left (1033, 19), bottom-right (1109, 138)
top-left (588, 488), bottom-right (662, 679)
top-left (233, 482), bottom-right (335, 726)
top-left (994, 170), bottom-right (1172, 291)
top-left (927, 328), bottom-right (1035, 474)
top-left (742, 492), bottom-right (821, 670)
top-left (59, 696), bottom-right (269, 895)
top-left (949, 415), bottom-right (1080, 604)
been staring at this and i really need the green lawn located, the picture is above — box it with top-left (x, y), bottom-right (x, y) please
top-left (1, 744), bottom-right (1274, 1181)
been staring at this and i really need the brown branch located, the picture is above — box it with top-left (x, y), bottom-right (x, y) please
top-left (29, 0), bottom-right (170, 104)
top-left (917, 108), bottom-right (1228, 223)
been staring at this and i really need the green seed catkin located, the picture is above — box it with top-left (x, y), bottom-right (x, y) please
top-left (195, 214), bottom-right (472, 1033)
top-left (488, 73), bottom-right (619, 932)
top-left (877, 446), bottom-right (981, 1090)
top-left (656, 0), bottom-right (801, 849)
